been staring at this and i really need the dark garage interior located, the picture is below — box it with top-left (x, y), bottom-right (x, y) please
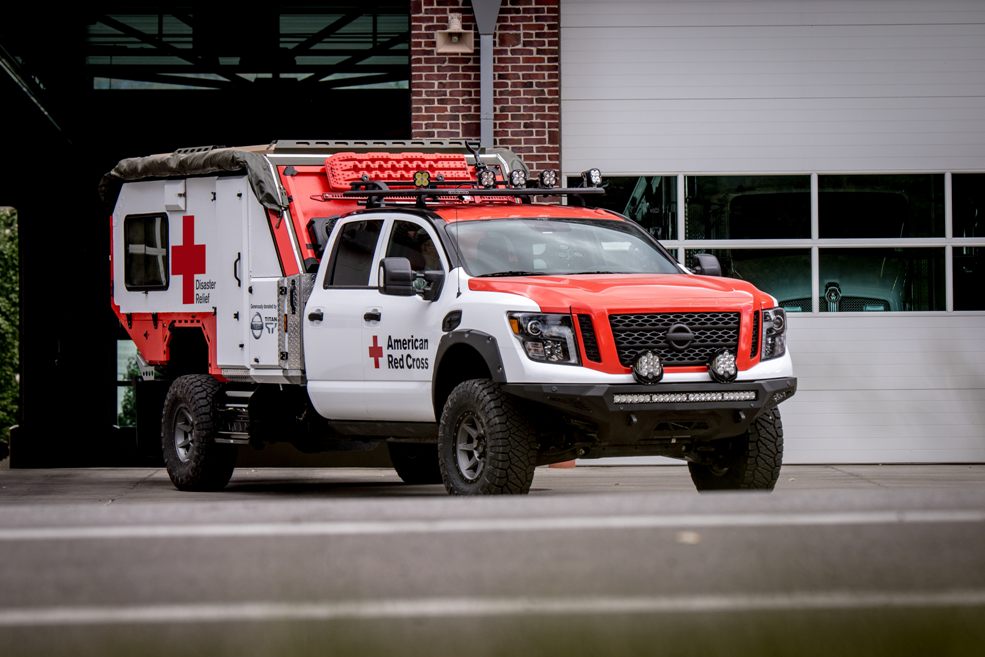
top-left (0, 2), bottom-right (410, 465)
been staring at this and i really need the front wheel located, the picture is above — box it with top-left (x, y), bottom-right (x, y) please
top-left (438, 379), bottom-right (537, 495)
top-left (687, 407), bottom-right (783, 491)
top-left (161, 374), bottom-right (237, 491)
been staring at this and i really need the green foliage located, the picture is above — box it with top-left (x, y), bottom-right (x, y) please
top-left (119, 357), bottom-right (140, 427)
top-left (0, 208), bottom-right (18, 445)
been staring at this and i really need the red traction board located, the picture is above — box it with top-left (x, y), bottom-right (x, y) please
top-left (324, 152), bottom-right (473, 191)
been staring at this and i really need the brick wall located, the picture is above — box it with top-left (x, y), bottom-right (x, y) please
top-left (410, 0), bottom-right (560, 173)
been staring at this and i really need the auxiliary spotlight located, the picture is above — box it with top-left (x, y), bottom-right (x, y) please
top-left (708, 348), bottom-right (738, 383)
top-left (632, 350), bottom-right (663, 384)
top-left (581, 168), bottom-right (602, 188)
top-left (538, 169), bottom-right (558, 188)
top-left (508, 169), bottom-right (527, 188)
top-left (476, 167), bottom-right (497, 189)
top-left (413, 171), bottom-right (431, 188)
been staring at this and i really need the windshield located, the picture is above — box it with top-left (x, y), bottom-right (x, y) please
top-left (447, 218), bottom-right (681, 277)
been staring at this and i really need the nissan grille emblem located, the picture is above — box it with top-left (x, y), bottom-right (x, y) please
top-left (665, 323), bottom-right (694, 351)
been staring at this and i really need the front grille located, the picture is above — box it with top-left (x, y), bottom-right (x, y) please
top-left (821, 296), bottom-right (890, 312)
top-left (577, 314), bottom-right (601, 362)
top-left (609, 312), bottom-right (740, 367)
top-left (781, 296), bottom-right (893, 312)
top-left (750, 310), bottom-right (761, 359)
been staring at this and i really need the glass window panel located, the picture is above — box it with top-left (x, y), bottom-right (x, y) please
top-left (577, 175), bottom-right (677, 240)
top-left (327, 220), bottom-right (383, 287)
top-left (685, 249), bottom-right (811, 312)
top-left (819, 174), bottom-right (944, 238)
top-left (685, 176), bottom-right (810, 240)
top-left (819, 248), bottom-right (944, 312)
top-left (954, 247), bottom-right (985, 310)
top-left (386, 220), bottom-right (442, 271)
top-left (952, 174), bottom-right (985, 239)
top-left (124, 213), bottom-right (169, 290)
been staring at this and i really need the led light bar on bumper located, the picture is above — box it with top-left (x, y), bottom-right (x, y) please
top-left (508, 312), bottom-right (579, 365)
top-left (613, 391), bottom-right (758, 404)
top-left (761, 307), bottom-right (787, 361)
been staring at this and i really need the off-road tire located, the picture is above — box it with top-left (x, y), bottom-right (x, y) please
top-left (161, 374), bottom-right (237, 491)
top-left (388, 443), bottom-right (443, 484)
top-left (687, 407), bottom-right (783, 491)
top-left (438, 379), bottom-right (537, 495)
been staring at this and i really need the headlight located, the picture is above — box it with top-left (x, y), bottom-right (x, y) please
top-left (508, 312), bottom-right (579, 365)
top-left (761, 307), bottom-right (787, 361)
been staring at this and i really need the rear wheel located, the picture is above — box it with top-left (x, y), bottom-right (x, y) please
top-left (438, 379), bottom-right (537, 495)
top-left (388, 443), bottom-right (442, 484)
top-left (687, 407), bottom-right (783, 491)
top-left (161, 374), bottom-right (237, 491)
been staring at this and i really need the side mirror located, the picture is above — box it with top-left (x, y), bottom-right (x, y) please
top-left (379, 258), bottom-right (446, 301)
top-left (378, 257), bottom-right (416, 296)
top-left (690, 253), bottom-right (722, 277)
top-left (419, 270), bottom-right (445, 302)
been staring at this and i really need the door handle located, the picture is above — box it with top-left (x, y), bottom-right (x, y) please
top-left (308, 310), bottom-right (324, 322)
top-left (364, 310), bottom-right (382, 322)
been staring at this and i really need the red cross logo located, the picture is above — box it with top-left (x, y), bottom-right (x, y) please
top-left (171, 215), bottom-right (206, 304)
top-left (368, 335), bottom-right (383, 369)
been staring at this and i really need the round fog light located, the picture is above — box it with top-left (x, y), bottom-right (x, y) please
top-left (633, 351), bottom-right (663, 385)
top-left (708, 349), bottom-right (737, 383)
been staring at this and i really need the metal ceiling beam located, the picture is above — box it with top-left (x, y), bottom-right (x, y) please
top-left (96, 15), bottom-right (247, 86)
top-left (302, 31), bottom-right (408, 86)
top-left (317, 70), bottom-right (408, 89)
top-left (89, 46), bottom-right (407, 59)
top-left (291, 12), bottom-right (363, 54)
top-left (90, 71), bottom-right (234, 90)
top-left (0, 42), bottom-right (66, 138)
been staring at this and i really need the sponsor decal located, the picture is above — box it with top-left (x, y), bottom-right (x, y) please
top-left (171, 215), bottom-right (206, 304)
top-left (368, 334), bottom-right (431, 370)
top-left (250, 303), bottom-right (277, 339)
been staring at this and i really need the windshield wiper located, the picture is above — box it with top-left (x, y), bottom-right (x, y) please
top-left (569, 270), bottom-right (624, 275)
top-left (476, 270), bottom-right (541, 277)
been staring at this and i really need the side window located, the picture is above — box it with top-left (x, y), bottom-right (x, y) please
top-left (385, 220), bottom-right (443, 271)
top-left (124, 213), bottom-right (169, 290)
top-left (326, 219), bottom-right (384, 287)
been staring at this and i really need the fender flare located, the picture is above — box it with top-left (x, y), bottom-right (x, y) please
top-left (432, 329), bottom-right (507, 411)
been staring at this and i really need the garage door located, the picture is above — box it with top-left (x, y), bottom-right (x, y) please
top-left (561, 0), bottom-right (985, 462)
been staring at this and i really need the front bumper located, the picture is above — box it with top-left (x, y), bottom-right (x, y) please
top-left (502, 377), bottom-right (797, 444)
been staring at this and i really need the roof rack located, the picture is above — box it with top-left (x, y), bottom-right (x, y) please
top-left (174, 144), bottom-right (227, 155)
top-left (265, 140), bottom-right (528, 178)
top-left (338, 185), bottom-right (604, 209)
top-left (271, 139), bottom-right (483, 153)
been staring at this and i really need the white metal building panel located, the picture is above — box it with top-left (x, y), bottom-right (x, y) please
top-left (561, 0), bottom-right (985, 173)
top-left (784, 315), bottom-right (985, 462)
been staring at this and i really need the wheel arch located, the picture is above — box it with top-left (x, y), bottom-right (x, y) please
top-left (432, 330), bottom-right (505, 417)
top-left (166, 326), bottom-right (211, 378)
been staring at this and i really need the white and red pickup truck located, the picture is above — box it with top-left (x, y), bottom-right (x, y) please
top-left (103, 140), bottom-right (796, 494)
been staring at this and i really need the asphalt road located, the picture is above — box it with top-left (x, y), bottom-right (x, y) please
top-left (0, 464), bottom-right (984, 657)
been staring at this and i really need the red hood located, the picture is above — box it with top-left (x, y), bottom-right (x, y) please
top-left (468, 274), bottom-right (772, 314)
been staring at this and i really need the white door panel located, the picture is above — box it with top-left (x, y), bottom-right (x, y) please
top-left (304, 218), bottom-right (387, 420)
top-left (215, 178), bottom-right (249, 369)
